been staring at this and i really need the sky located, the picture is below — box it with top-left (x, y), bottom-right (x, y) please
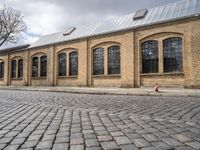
top-left (1, 0), bottom-right (181, 48)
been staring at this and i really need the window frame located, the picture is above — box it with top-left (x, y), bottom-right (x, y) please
top-left (69, 51), bottom-right (78, 76)
top-left (163, 37), bottom-right (183, 73)
top-left (18, 59), bottom-right (23, 78)
top-left (58, 52), bottom-right (67, 77)
top-left (32, 56), bottom-right (39, 78)
top-left (92, 47), bottom-right (104, 75)
top-left (11, 59), bottom-right (17, 78)
top-left (31, 54), bottom-right (47, 78)
top-left (108, 45), bottom-right (121, 75)
top-left (11, 58), bottom-right (24, 79)
top-left (0, 61), bottom-right (4, 79)
top-left (40, 55), bottom-right (47, 77)
top-left (57, 49), bottom-right (79, 78)
top-left (141, 40), bottom-right (159, 74)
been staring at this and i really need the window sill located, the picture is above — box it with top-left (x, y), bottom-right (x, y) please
top-left (0, 78), bottom-right (4, 80)
top-left (92, 74), bottom-right (121, 78)
top-left (31, 77), bottom-right (47, 80)
top-left (141, 72), bottom-right (184, 76)
top-left (11, 78), bottom-right (23, 80)
top-left (58, 76), bottom-right (78, 79)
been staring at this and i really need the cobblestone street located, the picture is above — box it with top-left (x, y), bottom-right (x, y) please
top-left (0, 90), bottom-right (200, 150)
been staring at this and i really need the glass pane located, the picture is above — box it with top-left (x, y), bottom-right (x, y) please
top-left (69, 51), bottom-right (78, 76)
top-left (0, 62), bottom-right (4, 78)
top-left (163, 37), bottom-right (183, 73)
top-left (108, 46), bottom-right (120, 74)
top-left (40, 56), bottom-right (47, 77)
top-left (32, 57), bottom-right (38, 77)
top-left (58, 53), bottom-right (66, 76)
top-left (93, 48), bottom-right (104, 75)
top-left (11, 60), bottom-right (17, 78)
top-left (18, 59), bottom-right (23, 78)
top-left (142, 41), bottom-right (158, 73)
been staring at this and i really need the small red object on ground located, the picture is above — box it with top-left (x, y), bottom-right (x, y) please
top-left (154, 83), bottom-right (159, 92)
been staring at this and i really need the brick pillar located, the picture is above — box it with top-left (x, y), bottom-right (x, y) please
top-left (47, 46), bottom-right (55, 86)
top-left (78, 40), bottom-right (88, 87)
top-left (104, 48), bottom-right (108, 75)
top-left (189, 20), bottom-right (200, 88)
top-left (121, 31), bottom-right (134, 88)
top-left (87, 40), bottom-right (92, 87)
top-left (158, 40), bottom-right (163, 73)
top-left (4, 55), bottom-right (10, 86)
top-left (23, 50), bottom-right (29, 86)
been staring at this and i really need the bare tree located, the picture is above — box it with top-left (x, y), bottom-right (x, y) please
top-left (0, 5), bottom-right (26, 47)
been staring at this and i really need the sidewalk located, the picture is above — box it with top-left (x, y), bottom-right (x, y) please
top-left (0, 86), bottom-right (200, 97)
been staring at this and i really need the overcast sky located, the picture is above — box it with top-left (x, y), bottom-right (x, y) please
top-left (1, 0), bottom-right (181, 48)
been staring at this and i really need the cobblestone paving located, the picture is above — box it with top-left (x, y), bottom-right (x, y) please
top-left (0, 90), bottom-right (200, 150)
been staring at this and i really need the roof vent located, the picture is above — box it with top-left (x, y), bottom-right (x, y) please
top-left (63, 27), bottom-right (76, 36)
top-left (133, 9), bottom-right (148, 20)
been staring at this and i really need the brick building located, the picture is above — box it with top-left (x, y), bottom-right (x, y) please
top-left (0, 0), bottom-right (200, 88)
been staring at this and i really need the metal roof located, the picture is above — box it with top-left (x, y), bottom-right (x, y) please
top-left (0, 44), bottom-right (30, 54)
top-left (30, 0), bottom-right (200, 48)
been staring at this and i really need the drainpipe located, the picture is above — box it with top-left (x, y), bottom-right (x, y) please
top-left (133, 29), bottom-right (136, 88)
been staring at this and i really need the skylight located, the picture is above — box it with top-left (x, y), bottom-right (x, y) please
top-left (63, 27), bottom-right (76, 36)
top-left (133, 9), bottom-right (148, 20)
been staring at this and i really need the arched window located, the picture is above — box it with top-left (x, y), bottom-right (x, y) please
top-left (11, 60), bottom-right (17, 78)
top-left (163, 37), bottom-right (183, 72)
top-left (11, 58), bottom-right (23, 79)
top-left (18, 59), bottom-right (23, 78)
top-left (32, 57), bottom-right (38, 77)
top-left (0, 62), bottom-right (4, 79)
top-left (108, 46), bottom-right (120, 74)
top-left (142, 40), bottom-right (158, 73)
top-left (69, 51), bottom-right (78, 76)
top-left (93, 48), bottom-right (104, 75)
top-left (58, 53), bottom-right (66, 76)
top-left (40, 55), bottom-right (47, 77)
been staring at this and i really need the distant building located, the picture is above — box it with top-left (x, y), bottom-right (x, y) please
top-left (0, 0), bottom-right (200, 88)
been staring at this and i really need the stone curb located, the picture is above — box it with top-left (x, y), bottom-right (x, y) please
top-left (0, 87), bottom-right (200, 97)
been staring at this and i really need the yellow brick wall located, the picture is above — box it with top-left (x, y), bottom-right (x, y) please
top-left (0, 18), bottom-right (199, 88)
top-left (190, 19), bottom-right (200, 88)
top-left (9, 51), bottom-right (29, 86)
top-left (134, 18), bottom-right (199, 87)
top-left (140, 74), bottom-right (184, 87)
top-left (28, 47), bottom-right (48, 86)
top-left (0, 55), bottom-right (8, 86)
top-left (54, 39), bottom-right (88, 87)
top-left (88, 31), bottom-right (134, 87)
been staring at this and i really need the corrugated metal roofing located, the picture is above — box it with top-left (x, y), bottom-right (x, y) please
top-left (30, 0), bottom-right (200, 48)
top-left (0, 44), bottom-right (30, 54)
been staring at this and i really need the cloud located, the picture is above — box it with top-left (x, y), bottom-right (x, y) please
top-left (1, 0), bottom-right (181, 47)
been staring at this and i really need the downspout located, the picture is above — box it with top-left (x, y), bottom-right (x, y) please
top-left (27, 49), bottom-right (30, 86)
top-left (7, 54), bottom-right (10, 86)
top-left (133, 29), bottom-right (136, 88)
top-left (86, 38), bottom-right (89, 87)
top-left (52, 45), bottom-right (55, 86)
